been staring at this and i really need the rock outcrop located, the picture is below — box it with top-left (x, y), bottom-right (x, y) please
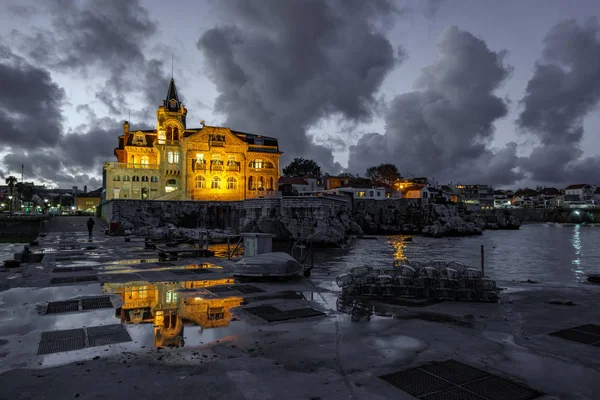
top-left (352, 200), bottom-right (521, 237)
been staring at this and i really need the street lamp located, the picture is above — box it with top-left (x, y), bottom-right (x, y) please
top-left (8, 195), bottom-right (12, 213)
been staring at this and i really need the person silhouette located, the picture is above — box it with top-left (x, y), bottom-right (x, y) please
top-left (86, 217), bottom-right (95, 239)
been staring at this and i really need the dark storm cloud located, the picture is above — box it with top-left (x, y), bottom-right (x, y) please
top-left (348, 27), bottom-right (521, 185)
top-left (16, 0), bottom-right (169, 116)
top-left (0, 45), bottom-right (65, 149)
top-left (517, 17), bottom-right (600, 184)
top-left (197, 0), bottom-right (398, 173)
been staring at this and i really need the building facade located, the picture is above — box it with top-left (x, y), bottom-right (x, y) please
top-left (103, 79), bottom-right (282, 201)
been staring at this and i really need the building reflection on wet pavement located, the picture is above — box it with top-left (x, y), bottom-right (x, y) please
top-left (102, 279), bottom-right (243, 348)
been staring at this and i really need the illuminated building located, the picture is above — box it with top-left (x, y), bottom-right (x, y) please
top-left (103, 79), bottom-right (282, 201)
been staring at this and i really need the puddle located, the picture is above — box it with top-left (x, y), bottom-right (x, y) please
top-left (102, 279), bottom-right (244, 348)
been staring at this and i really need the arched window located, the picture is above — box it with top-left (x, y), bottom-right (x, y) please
top-left (211, 176), bottom-right (221, 189)
top-left (165, 179), bottom-right (177, 193)
top-left (113, 175), bottom-right (120, 181)
top-left (131, 155), bottom-right (136, 164)
top-left (268, 177), bottom-right (274, 190)
top-left (195, 175), bottom-right (206, 189)
top-left (133, 176), bottom-right (140, 182)
top-left (123, 175), bottom-right (131, 182)
top-left (257, 176), bottom-right (264, 190)
top-left (142, 176), bottom-right (149, 182)
top-left (227, 177), bottom-right (237, 190)
top-left (166, 126), bottom-right (173, 141)
top-left (141, 156), bottom-right (149, 167)
top-left (173, 127), bottom-right (179, 140)
top-left (248, 176), bottom-right (254, 190)
top-left (141, 187), bottom-right (149, 200)
top-left (151, 176), bottom-right (158, 183)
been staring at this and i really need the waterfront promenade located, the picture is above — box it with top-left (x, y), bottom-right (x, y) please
top-left (0, 218), bottom-right (598, 399)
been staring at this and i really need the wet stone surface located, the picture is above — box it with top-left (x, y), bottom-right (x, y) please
top-left (0, 218), bottom-right (599, 399)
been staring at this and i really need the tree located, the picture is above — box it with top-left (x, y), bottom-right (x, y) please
top-left (365, 164), bottom-right (401, 187)
top-left (5, 176), bottom-right (17, 197)
top-left (282, 157), bottom-right (322, 178)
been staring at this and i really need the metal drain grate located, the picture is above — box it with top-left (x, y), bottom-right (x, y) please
top-left (463, 376), bottom-right (542, 400)
top-left (380, 360), bottom-right (543, 400)
top-left (51, 276), bottom-right (98, 285)
top-left (245, 305), bottom-right (325, 322)
top-left (46, 300), bottom-right (80, 314)
top-left (87, 324), bottom-right (132, 347)
top-left (38, 328), bottom-right (86, 355)
top-left (232, 285), bottom-right (265, 294)
top-left (38, 325), bottom-right (132, 355)
top-left (549, 324), bottom-right (600, 346)
top-left (52, 266), bottom-right (93, 273)
top-left (81, 296), bottom-right (113, 310)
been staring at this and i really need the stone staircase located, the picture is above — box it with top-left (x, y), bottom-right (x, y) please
top-left (153, 189), bottom-right (182, 201)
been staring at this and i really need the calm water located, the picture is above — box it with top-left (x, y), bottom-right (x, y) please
top-left (312, 224), bottom-right (600, 284)
top-left (2, 224), bottom-right (599, 284)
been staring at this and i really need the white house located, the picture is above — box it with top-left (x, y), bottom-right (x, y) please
top-left (322, 186), bottom-right (388, 200)
top-left (402, 185), bottom-right (430, 201)
top-left (564, 184), bottom-right (595, 203)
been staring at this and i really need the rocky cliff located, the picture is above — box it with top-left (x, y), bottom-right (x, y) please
top-left (102, 198), bottom-right (362, 247)
top-left (352, 200), bottom-right (522, 238)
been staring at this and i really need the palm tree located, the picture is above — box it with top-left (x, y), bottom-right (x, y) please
top-left (5, 176), bottom-right (17, 213)
top-left (5, 176), bottom-right (17, 197)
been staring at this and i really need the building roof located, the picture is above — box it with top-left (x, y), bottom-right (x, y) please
top-left (279, 177), bottom-right (308, 185)
top-left (403, 185), bottom-right (426, 192)
top-left (164, 79), bottom-right (181, 111)
top-left (77, 188), bottom-right (102, 197)
top-left (565, 184), bottom-right (591, 190)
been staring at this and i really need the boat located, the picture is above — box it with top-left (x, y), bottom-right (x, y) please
top-left (233, 252), bottom-right (304, 278)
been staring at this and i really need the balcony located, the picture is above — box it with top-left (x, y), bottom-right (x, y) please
top-left (210, 160), bottom-right (224, 171)
top-left (226, 162), bottom-right (240, 172)
top-left (192, 160), bottom-right (207, 172)
top-left (106, 162), bottom-right (159, 170)
top-left (209, 134), bottom-right (226, 147)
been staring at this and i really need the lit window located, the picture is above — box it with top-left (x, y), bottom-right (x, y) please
top-left (250, 159), bottom-right (264, 169)
top-left (211, 176), bottom-right (221, 189)
top-left (228, 155), bottom-right (236, 162)
top-left (167, 152), bottom-right (179, 164)
top-left (196, 153), bottom-right (205, 163)
top-left (195, 176), bottom-right (206, 189)
top-left (257, 176), bottom-right (264, 189)
top-left (123, 175), bottom-right (131, 182)
top-left (227, 177), bottom-right (237, 190)
top-left (141, 156), bottom-right (149, 167)
top-left (356, 191), bottom-right (366, 198)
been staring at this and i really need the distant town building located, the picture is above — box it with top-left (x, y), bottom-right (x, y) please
top-left (75, 188), bottom-right (102, 213)
top-left (103, 79), bottom-right (282, 201)
top-left (456, 184), bottom-right (494, 209)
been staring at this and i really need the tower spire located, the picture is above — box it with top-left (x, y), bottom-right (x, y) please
top-left (164, 78), bottom-right (181, 112)
top-left (171, 53), bottom-right (173, 79)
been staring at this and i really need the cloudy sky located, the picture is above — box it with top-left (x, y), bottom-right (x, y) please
top-left (1, 0), bottom-right (599, 189)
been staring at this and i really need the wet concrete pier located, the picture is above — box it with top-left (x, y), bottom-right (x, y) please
top-left (0, 216), bottom-right (599, 399)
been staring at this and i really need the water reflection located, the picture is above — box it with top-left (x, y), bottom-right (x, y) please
top-left (387, 236), bottom-right (410, 262)
top-left (571, 225), bottom-right (583, 278)
top-left (102, 279), bottom-right (243, 348)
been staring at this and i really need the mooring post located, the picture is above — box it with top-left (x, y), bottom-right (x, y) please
top-left (480, 244), bottom-right (485, 277)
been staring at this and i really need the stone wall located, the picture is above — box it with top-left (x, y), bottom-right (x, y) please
top-left (99, 197), bottom-right (361, 246)
top-left (478, 208), bottom-right (600, 224)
